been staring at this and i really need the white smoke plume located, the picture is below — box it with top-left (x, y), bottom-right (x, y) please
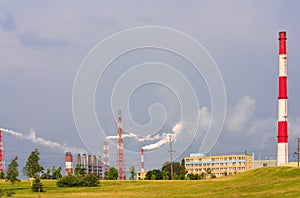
top-left (142, 133), bottom-right (171, 150)
top-left (0, 128), bottom-right (86, 154)
top-left (142, 123), bottom-right (183, 150)
top-left (106, 123), bottom-right (183, 150)
top-left (106, 133), bottom-right (161, 142)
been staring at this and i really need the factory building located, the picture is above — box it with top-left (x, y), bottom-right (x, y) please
top-left (254, 160), bottom-right (277, 169)
top-left (184, 153), bottom-right (253, 177)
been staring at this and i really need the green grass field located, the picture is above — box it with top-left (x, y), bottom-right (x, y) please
top-left (1, 167), bottom-right (300, 197)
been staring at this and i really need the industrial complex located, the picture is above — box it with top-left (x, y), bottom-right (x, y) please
top-left (0, 31), bottom-right (299, 180)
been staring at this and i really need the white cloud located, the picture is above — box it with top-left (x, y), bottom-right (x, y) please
top-left (248, 117), bottom-right (276, 136)
top-left (198, 106), bottom-right (212, 130)
top-left (226, 95), bottom-right (256, 133)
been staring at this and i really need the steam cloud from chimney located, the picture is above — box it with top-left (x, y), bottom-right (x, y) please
top-left (106, 123), bottom-right (183, 150)
top-left (142, 123), bottom-right (183, 150)
top-left (0, 128), bottom-right (86, 154)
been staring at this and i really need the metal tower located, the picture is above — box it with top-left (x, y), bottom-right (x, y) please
top-left (0, 130), bottom-right (3, 173)
top-left (103, 140), bottom-right (110, 173)
top-left (117, 110), bottom-right (125, 180)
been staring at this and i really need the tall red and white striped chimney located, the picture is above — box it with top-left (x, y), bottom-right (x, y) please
top-left (65, 152), bottom-right (73, 175)
top-left (277, 31), bottom-right (288, 166)
top-left (141, 148), bottom-right (144, 173)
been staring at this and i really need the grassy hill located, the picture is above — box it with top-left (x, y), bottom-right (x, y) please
top-left (1, 166), bottom-right (300, 197)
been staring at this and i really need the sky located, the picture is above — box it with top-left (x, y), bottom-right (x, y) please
top-left (1, 1), bottom-right (300, 177)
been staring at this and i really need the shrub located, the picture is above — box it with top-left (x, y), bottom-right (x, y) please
top-left (0, 188), bottom-right (15, 197)
top-left (57, 174), bottom-right (99, 187)
top-left (5, 189), bottom-right (15, 197)
top-left (57, 174), bottom-right (79, 187)
top-left (79, 174), bottom-right (99, 187)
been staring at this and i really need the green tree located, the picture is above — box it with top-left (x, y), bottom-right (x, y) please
top-left (180, 159), bottom-right (188, 180)
top-left (74, 165), bottom-right (86, 177)
top-left (162, 162), bottom-right (181, 177)
top-left (52, 166), bottom-right (62, 179)
top-left (162, 161), bottom-right (187, 180)
top-left (187, 172), bottom-right (206, 180)
top-left (145, 169), bottom-right (163, 180)
top-left (104, 171), bottom-right (109, 180)
top-left (187, 173), bottom-right (197, 180)
top-left (129, 166), bottom-right (135, 180)
top-left (162, 170), bottom-right (170, 180)
top-left (151, 174), bottom-right (156, 180)
top-left (6, 156), bottom-right (20, 185)
top-left (41, 168), bottom-right (51, 179)
top-left (22, 149), bottom-right (44, 178)
top-left (107, 167), bottom-right (118, 180)
top-left (32, 175), bottom-right (44, 192)
top-left (0, 171), bottom-right (5, 179)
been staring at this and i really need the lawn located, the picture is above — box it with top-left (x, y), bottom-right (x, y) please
top-left (1, 167), bottom-right (300, 197)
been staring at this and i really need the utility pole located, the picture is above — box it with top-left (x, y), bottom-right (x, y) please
top-left (298, 138), bottom-right (300, 168)
top-left (169, 135), bottom-right (174, 180)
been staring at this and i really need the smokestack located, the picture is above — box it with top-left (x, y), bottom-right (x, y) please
top-left (77, 154), bottom-right (81, 167)
top-left (82, 154), bottom-right (87, 173)
top-left (88, 154), bottom-right (92, 174)
top-left (65, 152), bottom-right (73, 175)
top-left (141, 148), bottom-right (144, 173)
top-left (97, 156), bottom-right (102, 179)
top-left (93, 155), bottom-right (97, 175)
top-left (277, 31), bottom-right (288, 166)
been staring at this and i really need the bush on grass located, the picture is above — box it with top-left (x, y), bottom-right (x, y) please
top-left (57, 173), bottom-right (99, 187)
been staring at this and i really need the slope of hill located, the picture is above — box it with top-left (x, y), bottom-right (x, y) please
top-left (1, 166), bottom-right (300, 197)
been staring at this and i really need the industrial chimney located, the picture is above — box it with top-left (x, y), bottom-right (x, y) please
top-left (97, 156), bottom-right (102, 179)
top-left (82, 154), bottom-right (87, 174)
top-left (141, 148), bottom-right (144, 173)
top-left (65, 152), bottom-right (73, 175)
top-left (277, 31), bottom-right (288, 166)
top-left (88, 154), bottom-right (92, 174)
top-left (77, 154), bottom-right (81, 167)
top-left (93, 155), bottom-right (97, 175)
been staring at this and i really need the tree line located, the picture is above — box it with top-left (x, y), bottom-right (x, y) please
top-left (0, 148), bottom-right (100, 194)
top-left (144, 160), bottom-right (216, 180)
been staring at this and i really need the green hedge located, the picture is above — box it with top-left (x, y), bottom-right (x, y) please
top-left (57, 174), bottom-right (99, 187)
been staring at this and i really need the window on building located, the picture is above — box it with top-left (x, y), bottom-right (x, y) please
top-left (263, 163), bottom-right (267, 167)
